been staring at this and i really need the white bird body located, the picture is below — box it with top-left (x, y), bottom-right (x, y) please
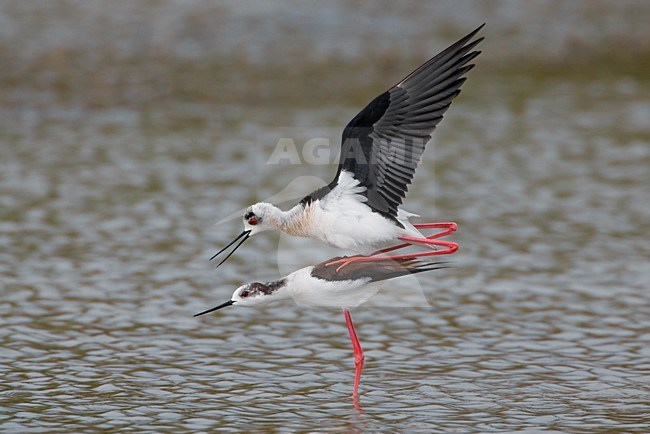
top-left (210, 265), bottom-right (382, 310)
top-left (286, 266), bottom-right (381, 308)
top-left (196, 256), bottom-right (445, 313)
top-left (256, 171), bottom-right (423, 254)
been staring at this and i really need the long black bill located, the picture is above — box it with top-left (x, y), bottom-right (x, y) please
top-left (194, 300), bottom-right (235, 317)
top-left (209, 230), bottom-right (251, 267)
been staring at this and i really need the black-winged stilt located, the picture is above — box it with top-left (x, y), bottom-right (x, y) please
top-left (195, 252), bottom-right (447, 400)
top-left (212, 25), bottom-right (483, 269)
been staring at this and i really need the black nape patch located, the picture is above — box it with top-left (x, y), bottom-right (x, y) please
top-left (240, 279), bottom-right (286, 298)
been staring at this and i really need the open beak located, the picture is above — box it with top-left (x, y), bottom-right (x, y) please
top-left (194, 300), bottom-right (235, 317)
top-left (209, 230), bottom-right (251, 267)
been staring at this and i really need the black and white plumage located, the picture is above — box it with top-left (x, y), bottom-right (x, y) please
top-left (212, 25), bottom-right (483, 266)
top-left (195, 256), bottom-right (446, 314)
top-left (304, 24), bottom-right (483, 224)
top-left (195, 255), bottom-right (447, 397)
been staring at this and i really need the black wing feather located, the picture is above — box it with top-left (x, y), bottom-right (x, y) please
top-left (311, 257), bottom-right (447, 282)
top-left (331, 24), bottom-right (484, 223)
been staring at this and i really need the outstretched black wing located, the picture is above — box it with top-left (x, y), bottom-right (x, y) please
top-left (329, 25), bottom-right (483, 223)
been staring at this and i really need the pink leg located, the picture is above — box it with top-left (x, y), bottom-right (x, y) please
top-left (327, 222), bottom-right (459, 272)
top-left (344, 309), bottom-right (364, 399)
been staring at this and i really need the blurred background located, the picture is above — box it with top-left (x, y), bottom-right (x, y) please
top-left (1, 1), bottom-right (649, 431)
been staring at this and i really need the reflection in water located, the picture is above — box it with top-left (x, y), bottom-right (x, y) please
top-left (1, 2), bottom-right (649, 432)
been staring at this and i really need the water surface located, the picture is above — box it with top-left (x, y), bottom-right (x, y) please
top-left (1, 1), bottom-right (649, 432)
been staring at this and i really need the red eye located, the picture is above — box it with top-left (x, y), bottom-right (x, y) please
top-left (248, 217), bottom-right (258, 225)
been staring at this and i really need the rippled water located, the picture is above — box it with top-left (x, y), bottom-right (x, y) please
top-left (2, 2), bottom-right (650, 432)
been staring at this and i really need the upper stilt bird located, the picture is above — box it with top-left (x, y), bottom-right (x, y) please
top-left (212, 25), bottom-right (484, 269)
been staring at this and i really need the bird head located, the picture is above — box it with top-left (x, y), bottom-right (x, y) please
top-left (193, 279), bottom-right (288, 317)
top-left (242, 202), bottom-right (276, 235)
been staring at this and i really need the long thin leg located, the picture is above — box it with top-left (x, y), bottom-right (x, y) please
top-left (327, 222), bottom-right (459, 271)
top-left (368, 222), bottom-right (457, 254)
top-left (344, 309), bottom-right (364, 400)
